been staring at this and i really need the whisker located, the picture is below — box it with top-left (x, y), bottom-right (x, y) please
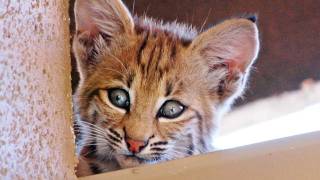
top-left (77, 142), bottom-right (107, 147)
top-left (200, 8), bottom-right (212, 33)
top-left (172, 146), bottom-right (196, 155)
top-left (132, 0), bottom-right (136, 15)
top-left (79, 135), bottom-right (121, 147)
top-left (78, 126), bottom-right (109, 133)
top-left (169, 149), bottom-right (192, 158)
top-left (77, 136), bottom-right (107, 143)
top-left (77, 120), bottom-right (106, 133)
top-left (77, 129), bottom-right (106, 136)
top-left (79, 133), bottom-right (122, 148)
top-left (83, 143), bottom-right (114, 158)
top-left (78, 131), bottom-right (108, 140)
top-left (76, 122), bottom-right (108, 136)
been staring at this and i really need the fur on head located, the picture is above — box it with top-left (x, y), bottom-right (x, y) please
top-left (73, 0), bottom-right (259, 175)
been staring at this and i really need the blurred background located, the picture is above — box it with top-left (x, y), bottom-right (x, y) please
top-left (69, 0), bottom-right (320, 149)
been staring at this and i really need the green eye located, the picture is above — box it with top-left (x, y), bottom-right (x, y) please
top-left (108, 88), bottom-right (130, 110)
top-left (158, 100), bottom-right (185, 119)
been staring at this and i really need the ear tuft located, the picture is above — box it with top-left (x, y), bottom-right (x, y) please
top-left (245, 14), bottom-right (258, 23)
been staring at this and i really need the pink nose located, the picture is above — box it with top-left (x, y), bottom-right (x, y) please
top-left (125, 138), bottom-right (147, 154)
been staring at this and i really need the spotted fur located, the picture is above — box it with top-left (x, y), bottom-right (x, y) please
top-left (73, 0), bottom-right (260, 176)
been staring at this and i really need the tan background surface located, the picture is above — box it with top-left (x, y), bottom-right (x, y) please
top-left (0, 1), bottom-right (76, 179)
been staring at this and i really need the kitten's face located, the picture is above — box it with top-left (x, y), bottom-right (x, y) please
top-left (76, 31), bottom-right (217, 168)
top-left (73, 0), bottom-right (259, 171)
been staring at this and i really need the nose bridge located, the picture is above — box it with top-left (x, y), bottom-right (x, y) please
top-left (124, 102), bottom-right (154, 141)
top-left (124, 82), bottom-right (160, 141)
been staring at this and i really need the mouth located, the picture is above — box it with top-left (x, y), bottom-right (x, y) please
top-left (115, 154), bottom-right (146, 168)
top-left (116, 153), bottom-right (163, 168)
top-left (124, 154), bottom-right (146, 163)
top-left (126, 153), bottom-right (163, 164)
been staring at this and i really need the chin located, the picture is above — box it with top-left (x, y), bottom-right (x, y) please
top-left (115, 155), bottom-right (146, 168)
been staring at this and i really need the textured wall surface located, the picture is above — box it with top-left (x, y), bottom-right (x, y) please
top-left (0, 1), bottom-right (76, 179)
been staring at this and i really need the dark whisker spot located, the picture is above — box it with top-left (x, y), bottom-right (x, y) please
top-left (107, 140), bottom-right (120, 148)
top-left (151, 147), bottom-right (166, 152)
top-left (107, 134), bottom-right (122, 143)
top-left (151, 141), bottom-right (168, 146)
top-left (109, 129), bottom-right (122, 139)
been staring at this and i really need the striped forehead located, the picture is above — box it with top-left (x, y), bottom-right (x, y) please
top-left (125, 29), bottom-right (189, 95)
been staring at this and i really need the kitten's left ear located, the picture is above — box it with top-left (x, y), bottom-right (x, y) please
top-left (189, 17), bottom-right (260, 102)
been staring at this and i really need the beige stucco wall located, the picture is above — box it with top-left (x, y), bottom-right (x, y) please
top-left (0, 1), bottom-right (76, 179)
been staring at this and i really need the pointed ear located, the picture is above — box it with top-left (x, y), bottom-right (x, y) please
top-left (189, 17), bottom-right (260, 103)
top-left (73, 0), bottom-right (134, 80)
top-left (75, 0), bottom-right (134, 37)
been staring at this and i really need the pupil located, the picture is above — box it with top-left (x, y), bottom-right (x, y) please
top-left (116, 95), bottom-right (122, 102)
top-left (170, 107), bottom-right (175, 114)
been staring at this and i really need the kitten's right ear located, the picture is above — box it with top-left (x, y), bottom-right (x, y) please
top-left (73, 0), bottom-right (134, 79)
top-left (188, 17), bottom-right (260, 104)
top-left (75, 0), bottom-right (134, 37)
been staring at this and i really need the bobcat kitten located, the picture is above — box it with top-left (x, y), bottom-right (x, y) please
top-left (73, 0), bottom-right (260, 176)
